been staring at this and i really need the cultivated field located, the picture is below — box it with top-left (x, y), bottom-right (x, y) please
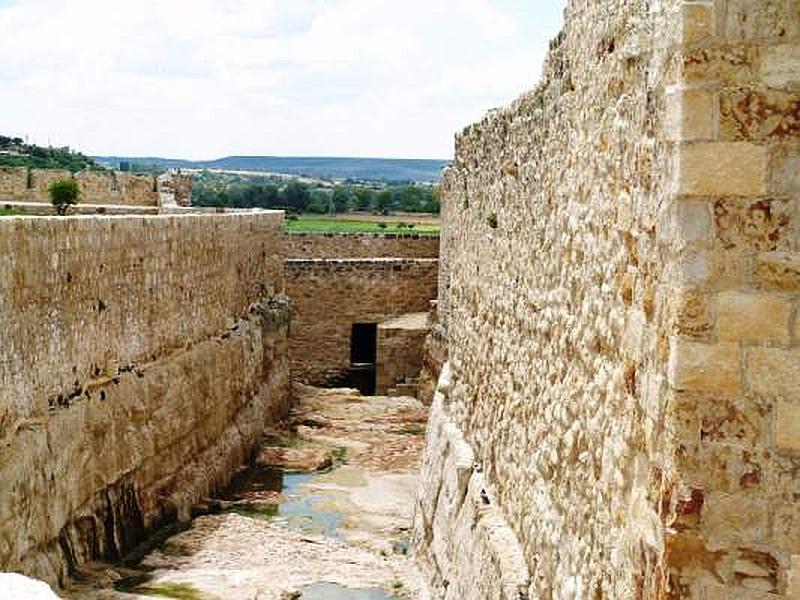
top-left (286, 214), bottom-right (440, 234)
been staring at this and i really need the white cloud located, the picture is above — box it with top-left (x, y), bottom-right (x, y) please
top-left (0, 0), bottom-right (565, 159)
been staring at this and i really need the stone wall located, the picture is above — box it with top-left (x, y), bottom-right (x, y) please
top-left (286, 232), bottom-right (439, 259)
top-left (376, 312), bottom-right (430, 395)
top-left (0, 169), bottom-right (191, 207)
top-left (0, 167), bottom-right (27, 197)
top-left (29, 169), bottom-right (72, 200)
top-left (157, 170), bottom-right (193, 207)
top-left (415, 0), bottom-right (800, 598)
top-left (0, 212), bottom-right (289, 585)
top-left (285, 258), bottom-right (439, 385)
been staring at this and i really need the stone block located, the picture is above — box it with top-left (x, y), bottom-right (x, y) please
top-left (681, 2), bottom-right (715, 45)
top-left (673, 290), bottom-right (714, 338)
top-left (720, 88), bottom-right (800, 141)
top-left (713, 199), bottom-right (793, 252)
top-left (675, 201), bottom-right (712, 244)
top-left (717, 291), bottom-right (791, 344)
top-left (747, 348), bottom-right (800, 400)
top-left (776, 400), bottom-right (800, 451)
top-left (722, 0), bottom-right (800, 42)
top-left (772, 502), bottom-right (800, 553)
top-left (788, 555), bottom-right (800, 597)
top-left (762, 45), bottom-right (800, 88)
top-left (769, 145), bottom-right (800, 198)
top-left (667, 88), bottom-right (716, 142)
top-left (677, 143), bottom-right (768, 197)
top-left (701, 582), bottom-right (780, 600)
top-left (669, 338), bottom-right (741, 394)
top-left (703, 491), bottom-right (770, 543)
top-left (677, 252), bottom-right (712, 286)
top-left (682, 46), bottom-right (761, 86)
top-left (756, 252), bottom-right (800, 290)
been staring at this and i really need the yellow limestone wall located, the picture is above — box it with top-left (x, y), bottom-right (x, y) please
top-left (0, 212), bottom-right (288, 585)
top-left (413, 0), bottom-right (800, 598)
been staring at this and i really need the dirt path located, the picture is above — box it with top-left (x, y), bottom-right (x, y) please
top-left (66, 386), bottom-right (429, 600)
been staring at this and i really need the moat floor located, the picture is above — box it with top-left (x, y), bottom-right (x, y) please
top-left (67, 385), bottom-right (429, 600)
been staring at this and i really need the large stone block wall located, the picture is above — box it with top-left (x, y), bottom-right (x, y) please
top-left (415, 0), bottom-right (800, 598)
top-left (285, 258), bottom-right (439, 384)
top-left (0, 169), bottom-right (190, 207)
top-left (286, 232), bottom-right (439, 259)
top-left (0, 212), bottom-right (289, 585)
top-left (665, 1), bottom-right (800, 597)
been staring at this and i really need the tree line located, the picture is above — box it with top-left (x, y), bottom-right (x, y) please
top-left (193, 179), bottom-right (441, 214)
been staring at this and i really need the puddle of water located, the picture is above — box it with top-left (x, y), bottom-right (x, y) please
top-left (300, 582), bottom-right (400, 600)
top-left (391, 537), bottom-right (409, 556)
top-left (219, 465), bottom-right (346, 538)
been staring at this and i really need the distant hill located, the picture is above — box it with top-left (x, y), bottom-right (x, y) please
top-left (94, 155), bottom-right (450, 183)
top-left (0, 136), bottom-right (100, 171)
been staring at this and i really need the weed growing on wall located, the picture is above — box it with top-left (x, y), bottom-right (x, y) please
top-left (48, 179), bottom-right (80, 215)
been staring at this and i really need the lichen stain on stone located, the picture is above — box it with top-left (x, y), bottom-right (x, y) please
top-left (713, 199), bottom-right (792, 252)
top-left (665, 533), bottom-right (727, 583)
top-left (721, 89), bottom-right (800, 141)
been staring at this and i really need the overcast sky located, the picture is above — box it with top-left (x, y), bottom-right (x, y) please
top-left (0, 0), bottom-right (565, 159)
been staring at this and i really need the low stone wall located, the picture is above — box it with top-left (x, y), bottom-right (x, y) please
top-left (376, 312), bottom-right (430, 395)
top-left (417, 321), bottom-right (447, 405)
top-left (285, 258), bottom-right (438, 385)
top-left (286, 232), bottom-right (439, 259)
top-left (0, 212), bottom-right (288, 585)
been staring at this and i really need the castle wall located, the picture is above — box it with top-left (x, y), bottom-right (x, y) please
top-left (286, 232), bottom-right (439, 259)
top-left (0, 169), bottom-right (183, 207)
top-left (415, 0), bottom-right (800, 597)
top-left (285, 258), bottom-right (438, 385)
top-left (0, 212), bottom-right (289, 585)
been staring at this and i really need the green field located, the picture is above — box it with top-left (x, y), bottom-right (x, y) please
top-left (0, 208), bottom-right (22, 216)
top-left (285, 216), bottom-right (439, 235)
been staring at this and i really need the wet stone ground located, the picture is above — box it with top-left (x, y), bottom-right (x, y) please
top-left (65, 385), bottom-right (429, 600)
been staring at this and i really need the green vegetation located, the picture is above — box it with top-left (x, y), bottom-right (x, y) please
top-left (0, 135), bottom-right (101, 171)
top-left (134, 582), bottom-right (205, 600)
top-left (48, 179), bottom-right (80, 215)
top-left (192, 170), bottom-right (441, 215)
top-left (285, 216), bottom-right (439, 235)
top-left (391, 423), bottom-right (427, 436)
top-left (0, 208), bottom-right (22, 216)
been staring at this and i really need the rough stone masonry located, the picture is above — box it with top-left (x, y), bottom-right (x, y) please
top-left (413, 0), bottom-right (800, 598)
top-left (0, 212), bottom-right (289, 586)
top-left (0, 168), bottom-right (191, 207)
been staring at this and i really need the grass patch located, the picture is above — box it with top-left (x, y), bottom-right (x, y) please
top-left (262, 431), bottom-right (303, 448)
top-left (136, 582), bottom-right (206, 600)
top-left (331, 446), bottom-right (348, 466)
top-left (0, 208), bottom-right (22, 216)
top-left (286, 215), bottom-right (439, 235)
top-left (391, 424), bottom-right (427, 436)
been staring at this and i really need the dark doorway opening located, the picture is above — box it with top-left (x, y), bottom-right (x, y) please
top-left (349, 323), bottom-right (377, 395)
